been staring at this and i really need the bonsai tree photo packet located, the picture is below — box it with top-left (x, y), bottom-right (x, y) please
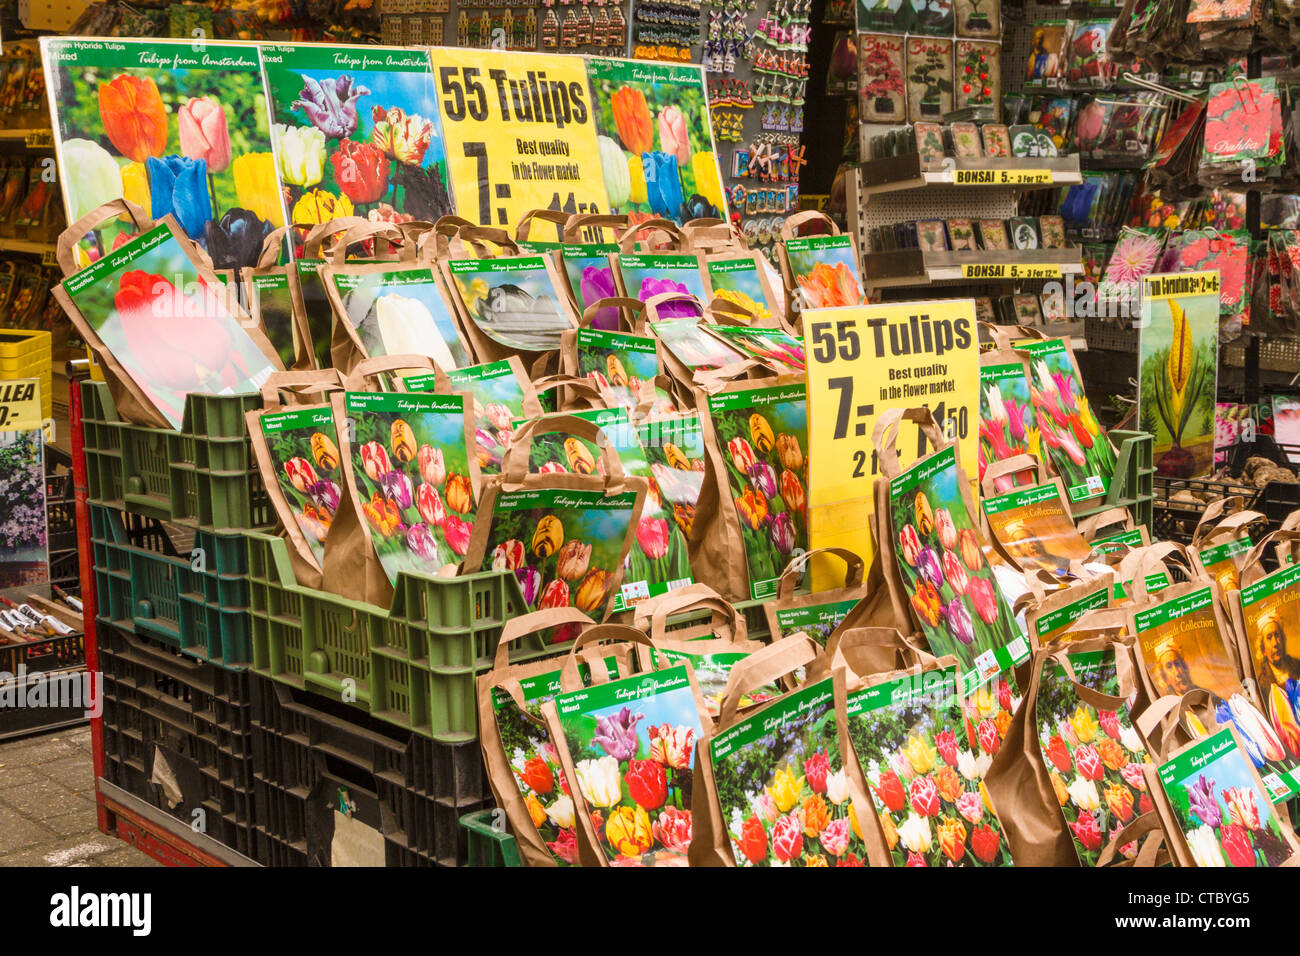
top-left (57, 221), bottom-right (280, 430)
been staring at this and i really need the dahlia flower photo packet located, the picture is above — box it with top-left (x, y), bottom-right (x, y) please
top-left (58, 221), bottom-right (279, 430)
top-left (44, 37), bottom-right (285, 269)
top-left (710, 677), bottom-right (870, 866)
top-left (546, 664), bottom-right (708, 866)
top-left (254, 404), bottom-right (341, 568)
top-left (1157, 728), bottom-right (1298, 867)
top-left (783, 234), bottom-right (867, 312)
top-left (843, 665), bottom-right (1015, 866)
top-left (260, 44), bottom-right (452, 228)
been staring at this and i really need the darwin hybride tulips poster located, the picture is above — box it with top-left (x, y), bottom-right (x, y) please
top-left (261, 43), bottom-right (452, 235)
top-left (44, 38), bottom-right (284, 269)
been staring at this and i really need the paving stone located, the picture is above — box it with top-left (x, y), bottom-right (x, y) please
top-left (37, 755), bottom-right (94, 791)
top-left (0, 806), bottom-right (53, 853)
top-left (0, 765), bottom-right (41, 790)
top-left (0, 779), bottom-right (92, 818)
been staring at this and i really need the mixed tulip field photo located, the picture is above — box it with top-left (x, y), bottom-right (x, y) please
top-left (1034, 651), bottom-right (1154, 866)
top-left (49, 39), bottom-right (284, 270)
top-left (260, 406), bottom-right (341, 566)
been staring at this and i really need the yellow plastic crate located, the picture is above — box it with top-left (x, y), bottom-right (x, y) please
top-left (0, 329), bottom-right (50, 360)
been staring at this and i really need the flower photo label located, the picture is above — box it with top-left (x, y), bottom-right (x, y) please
top-left (328, 266), bottom-right (470, 370)
top-left (258, 405), bottom-right (341, 566)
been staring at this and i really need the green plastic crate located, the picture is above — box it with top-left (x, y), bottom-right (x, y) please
top-left (460, 809), bottom-right (523, 867)
top-left (1071, 430), bottom-right (1155, 535)
top-left (81, 380), bottom-right (272, 531)
top-left (246, 531), bottom-right (559, 743)
top-left (90, 503), bottom-right (254, 668)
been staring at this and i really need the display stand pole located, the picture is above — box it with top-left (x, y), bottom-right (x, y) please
top-left (1244, 49), bottom-right (1262, 407)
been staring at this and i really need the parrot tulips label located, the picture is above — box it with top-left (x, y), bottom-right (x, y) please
top-left (1132, 586), bottom-right (1243, 702)
top-left (490, 656), bottom-right (622, 866)
top-left (1018, 337), bottom-right (1117, 500)
top-left (1034, 649), bottom-right (1153, 865)
top-left (586, 57), bottom-right (726, 224)
top-left (60, 222), bottom-right (278, 429)
top-left (704, 324), bottom-right (807, 376)
top-left (773, 599), bottom-right (861, 644)
top-left (616, 253), bottom-right (709, 306)
top-left (983, 481), bottom-right (1092, 578)
top-left (706, 256), bottom-right (776, 320)
top-left (260, 44), bottom-right (452, 231)
top-left (844, 666), bottom-right (1015, 866)
top-left (44, 38), bottom-right (284, 269)
top-left (552, 665), bottom-right (706, 866)
top-left (978, 362), bottom-right (1037, 492)
top-left (405, 359), bottom-right (534, 477)
top-left (650, 317), bottom-right (747, 370)
top-left (1158, 729), bottom-right (1296, 867)
top-left (473, 485), bottom-right (640, 618)
top-left (648, 648), bottom-right (778, 718)
top-left (784, 235), bottom-right (867, 312)
top-left (345, 391), bottom-right (476, 582)
top-left (325, 266), bottom-right (470, 370)
top-left (707, 383), bottom-right (809, 601)
top-left (574, 327), bottom-right (666, 413)
top-left (258, 405), bottom-right (342, 566)
top-left (710, 678), bottom-right (868, 866)
top-left (1138, 273), bottom-right (1219, 479)
top-left (1236, 563), bottom-right (1300, 800)
top-left (889, 445), bottom-right (1025, 688)
top-left (448, 256), bottom-right (575, 353)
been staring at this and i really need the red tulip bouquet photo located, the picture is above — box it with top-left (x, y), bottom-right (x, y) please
top-left (261, 43), bottom-right (453, 243)
top-left (844, 666), bottom-right (1014, 866)
top-left (342, 390), bottom-right (478, 583)
top-left (45, 38), bottom-right (284, 269)
top-left (57, 221), bottom-right (280, 430)
top-left (1033, 649), bottom-right (1154, 865)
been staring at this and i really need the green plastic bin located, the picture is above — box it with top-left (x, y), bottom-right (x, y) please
top-left (460, 809), bottom-right (523, 867)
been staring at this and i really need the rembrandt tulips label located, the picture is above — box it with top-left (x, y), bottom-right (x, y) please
top-left (707, 257), bottom-right (776, 320)
top-left (710, 677), bottom-right (868, 866)
top-left (554, 665), bottom-right (705, 866)
top-left (475, 485), bottom-right (640, 618)
top-left (773, 599), bottom-right (861, 644)
top-left (260, 44), bottom-right (452, 232)
top-left (1034, 649), bottom-right (1153, 865)
top-left (345, 391), bottom-right (475, 582)
top-left (327, 267), bottom-right (470, 370)
top-left (491, 657), bottom-right (621, 866)
top-left (1236, 563), bottom-right (1300, 800)
top-left (448, 256), bottom-right (573, 353)
top-left (844, 666), bottom-right (1016, 866)
top-left (406, 359), bottom-right (531, 476)
top-left (1018, 338), bottom-right (1116, 501)
top-left (705, 324), bottom-right (807, 376)
top-left (890, 445), bottom-right (1026, 688)
top-left (61, 223), bottom-right (277, 429)
top-left (1158, 729), bottom-right (1295, 867)
top-left (784, 235), bottom-right (866, 312)
top-left (617, 253), bottom-right (709, 305)
top-left (587, 57), bottom-right (726, 224)
top-left (575, 328), bottom-right (670, 414)
top-left (708, 384), bottom-right (808, 601)
top-left (983, 482), bottom-right (1092, 577)
top-left (647, 648), bottom-right (777, 718)
top-left (45, 38), bottom-right (283, 268)
top-left (978, 362), bottom-right (1038, 492)
top-left (259, 406), bottom-right (341, 566)
top-left (1132, 586), bottom-right (1242, 702)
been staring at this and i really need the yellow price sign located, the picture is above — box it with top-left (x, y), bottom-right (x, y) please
top-left (802, 302), bottom-right (980, 587)
top-left (961, 263), bottom-right (1063, 280)
top-left (1143, 269), bottom-right (1220, 299)
top-left (432, 49), bottom-right (608, 227)
top-left (953, 168), bottom-right (1051, 186)
top-left (24, 129), bottom-right (53, 149)
top-left (0, 378), bottom-right (42, 431)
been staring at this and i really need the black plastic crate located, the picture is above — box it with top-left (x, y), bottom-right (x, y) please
top-left (1152, 475), bottom-right (1263, 545)
top-left (97, 623), bottom-right (256, 858)
top-left (1258, 479), bottom-right (1300, 532)
top-left (249, 675), bottom-right (491, 867)
top-left (45, 451), bottom-right (79, 595)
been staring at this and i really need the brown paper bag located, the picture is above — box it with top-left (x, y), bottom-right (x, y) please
top-left (775, 210), bottom-right (842, 328)
top-left (764, 547), bottom-right (873, 646)
top-left (981, 464), bottom-right (1094, 578)
top-left (699, 251), bottom-right (784, 329)
top-left (1229, 528), bottom-right (1300, 709)
top-left (1019, 571), bottom-right (1116, 650)
top-left (240, 226), bottom-right (314, 371)
top-left (1190, 495), bottom-right (1268, 595)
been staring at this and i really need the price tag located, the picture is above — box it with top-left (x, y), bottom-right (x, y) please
top-left (960, 263), bottom-right (1063, 279)
top-left (953, 168), bottom-right (1052, 186)
top-left (434, 49), bottom-right (611, 227)
top-left (803, 301), bottom-right (980, 585)
top-left (0, 378), bottom-right (42, 431)
top-left (23, 129), bottom-right (53, 149)
top-left (665, 577), bottom-right (693, 592)
top-left (974, 649), bottom-right (1000, 680)
top-left (619, 580), bottom-right (651, 604)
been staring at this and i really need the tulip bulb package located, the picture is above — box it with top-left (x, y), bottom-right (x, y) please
top-left (1156, 729), bottom-right (1298, 867)
top-left (1017, 337), bottom-right (1117, 502)
top-left (616, 253), bottom-right (709, 306)
top-left (572, 327), bottom-right (663, 412)
top-left (1196, 535), bottom-right (1253, 594)
top-left (704, 324), bottom-right (807, 375)
top-left (640, 413), bottom-right (708, 567)
top-left (341, 390), bottom-right (478, 583)
top-left (559, 242), bottom-right (621, 324)
top-left (705, 256), bottom-right (778, 321)
top-left (983, 481), bottom-right (1093, 577)
top-left (544, 664), bottom-right (710, 866)
top-left (56, 222), bottom-right (280, 430)
top-left (446, 256), bottom-right (576, 354)
top-left (43, 38), bottom-right (285, 268)
top-left (708, 676), bottom-right (870, 866)
top-left (320, 263), bottom-right (471, 372)
top-left (978, 360), bottom-right (1038, 491)
top-left (889, 445), bottom-right (1027, 687)
top-left (260, 43), bottom-right (452, 226)
top-left (703, 381), bottom-right (809, 601)
top-left (643, 646), bottom-right (777, 720)
top-left (253, 404), bottom-right (342, 569)
top-left (243, 271), bottom-right (303, 370)
top-left (782, 235), bottom-right (866, 312)
top-left (842, 665), bottom-right (1015, 866)
top-left (1027, 582), bottom-right (1111, 647)
top-left (1131, 585), bottom-right (1242, 702)
top-left (1034, 648), bottom-right (1153, 866)
top-left (649, 317), bottom-right (746, 371)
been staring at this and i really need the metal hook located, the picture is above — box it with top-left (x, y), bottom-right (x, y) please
top-left (1120, 71), bottom-right (1199, 104)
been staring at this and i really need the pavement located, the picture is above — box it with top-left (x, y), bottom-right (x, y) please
top-left (0, 725), bottom-right (159, 867)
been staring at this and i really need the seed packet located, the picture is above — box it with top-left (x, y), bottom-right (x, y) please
top-left (951, 121), bottom-right (982, 157)
top-left (14, 166), bottom-right (52, 228)
top-left (1009, 217), bottom-right (1041, 250)
top-left (907, 0), bottom-right (954, 33)
top-left (705, 255), bottom-right (778, 321)
top-left (1040, 289), bottom-right (1067, 325)
top-left (946, 219), bottom-right (978, 252)
top-left (858, 33), bottom-right (908, 124)
top-left (981, 123), bottom-right (1011, 157)
top-left (560, 242), bottom-right (621, 321)
top-left (0, 56), bottom-right (30, 113)
top-left (974, 296), bottom-right (997, 325)
top-left (906, 37), bottom-right (954, 122)
top-left (1013, 293), bottom-right (1043, 325)
top-left (616, 252), bottom-right (710, 307)
top-left (1025, 21), bottom-right (1068, 85)
top-left (1201, 77), bottom-right (1283, 171)
top-left (917, 219), bottom-right (949, 252)
top-left (704, 324), bottom-right (807, 375)
top-left (254, 405), bottom-right (341, 568)
top-left (1156, 728), bottom-right (1299, 866)
top-left (446, 256), bottom-right (576, 355)
top-left (650, 317), bottom-right (747, 371)
top-left (572, 327), bottom-right (660, 411)
top-left (955, 0), bottom-right (1000, 37)
top-left (857, 0), bottom-right (906, 33)
top-left (1038, 215), bottom-right (1067, 249)
top-left (913, 121), bottom-right (947, 170)
top-left (1009, 124), bottom-right (1052, 157)
top-left (955, 40), bottom-right (1000, 112)
top-left (978, 358), bottom-right (1037, 486)
top-left (983, 480), bottom-right (1094, 577)
top-left (1064, 20), bottom-right (1115, 87)
top-left (782, 234), bottom-right (867, 310)
top-left (977, 219), bottom-right (1009, 250)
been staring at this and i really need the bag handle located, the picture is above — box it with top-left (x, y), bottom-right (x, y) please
top-left (1126, 543), bottom-right (1193, 604)
top-left (563, 214), bottom-right (630, 243)
top-left (342, 354), bottom-right (440, 391)
top-left (1190, 495), bottom-right (1246, 546)
top-left (1096, 812), bottom-right (1165, 867)
top-left (828, 626), bottom-right (939, 678)
top-left (779, 210), bottom-right (837, 240)
top-left (1194, 505), bottom-right (1266, 548)
top-left (1018, 567), bottom-right (1064, 606)
top-left (57, 198), bottom-right (153, 276)
top-left (492, 607), bottom-right (595, 671)
top-left (558, 623), bottom-right (659, 691)
top-left (979, 321), bottom-right (1012, 351)
top-left (1046, 644), bottom-right (1136, 710)
top-left (300, 216), bottom-right (369, 258)
top-left (515, 209), bottom-right (570, 243)
top-left (500, 414), bottom-right (627, 485)
top-left (1241, 528), bottom-right (1300, 584)
top-left (1282, 508), bottom-right (1300, 532)
top-left (633, 583), bottom-right (745, 644)
top-left (259, 369), bottom-right (346, 407)
top-left (530, 376), bottom-right (606, 413)
top-left (775, 547), bottom-right (864, 601)
top-left (871, 406), bottom-right (946, 480)
top-left (253, 225), bottom-right (294, 269)
top-left (580, 297), bottom-right (649, 334)
top-left (617, 217), bottom-right (690, 252)
top-left (642, 290), bottom-right (705, 324)
top-left (328, 222), bottom-right (414, 264)
top-left (717, 633), bottom-right (825, 729)
top-left (1077, 506), bottom-right (1135, 540)
top-left (980, 453), bottom-right (1043, 497)
top-left (706, 296), bottom-right (761, 327)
